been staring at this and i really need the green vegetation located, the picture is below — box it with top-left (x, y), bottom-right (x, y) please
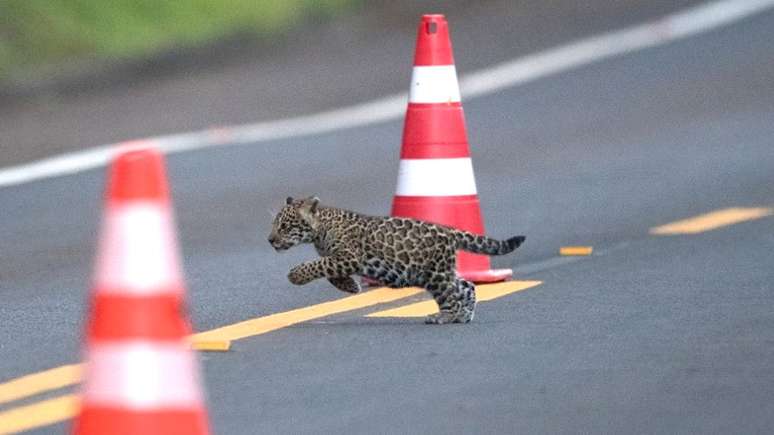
top-left (0, 0), bottom-right (354, 78)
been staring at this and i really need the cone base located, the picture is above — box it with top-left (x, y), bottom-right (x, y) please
top-left (459, 268), bottom-right (512, 283)
top-left (456, 250), bottom-right (511, 284)
top-left (362, 277), bottom-right (381, 287)
top-left (363, 267), bottom-right (512, 287)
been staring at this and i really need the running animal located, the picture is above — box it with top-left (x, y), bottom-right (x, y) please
top-left (268, 196), bottom-right (525, 324)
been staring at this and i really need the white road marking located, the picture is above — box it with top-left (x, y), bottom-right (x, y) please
top-left (1, 0), bottom-right (772, 190)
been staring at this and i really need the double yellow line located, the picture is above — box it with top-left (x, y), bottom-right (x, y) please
top-left (0, 282), bottom-right (540, 434)
top-left (0, 394), bottom-right (79, 435)
top-left (0, 365), bottom-right (83, 434)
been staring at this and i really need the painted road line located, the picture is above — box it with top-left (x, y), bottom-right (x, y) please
top-left (650, 207), bottom-right (773, 235)
top-left (2, 0), bottom-right (773, 189)
top-left (0, 282), bottom-right (533, 432)
top-left (192, 287), bottom-right (423, 342)
top-left (367, 281), bottom-right (542, 318)
top-left (559, 246), bottom-right (593, 256)
top-left (0, 394), bottom-right (79, 435)
top-left (0, 285), bottom-right (423, 431)
top-left (190, 340), bottom-right (232, 352)
top-left (0, 364), bottom-right (81, 407)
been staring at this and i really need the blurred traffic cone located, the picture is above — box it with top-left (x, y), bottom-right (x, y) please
top-left (391, 14), bottom-right (512, 283)
top-left (74, 148), bottom-right (209, 435)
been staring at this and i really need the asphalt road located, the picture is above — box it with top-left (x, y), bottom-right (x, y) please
top-left (1, 3), bottom-right (774, 435)
top-left (0, 0), bottom-right (705, 167)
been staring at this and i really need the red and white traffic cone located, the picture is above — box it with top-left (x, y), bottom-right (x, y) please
top-left (391, 14), bottom-right (512, 283)
top-left (74, 147), bottom-right (209, 435)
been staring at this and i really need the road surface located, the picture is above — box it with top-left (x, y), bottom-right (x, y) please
top-left (0, 1), bottom-right (773, 434)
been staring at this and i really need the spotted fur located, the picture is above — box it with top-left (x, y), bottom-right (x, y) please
top-left (268, 196), bottom-right (525, 324)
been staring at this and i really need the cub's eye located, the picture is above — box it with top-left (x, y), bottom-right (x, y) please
top-left (280, 223), bottom-right (289, 230)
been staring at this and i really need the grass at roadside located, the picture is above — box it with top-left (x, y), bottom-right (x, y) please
top-left (0, 0), bottom-right (354, 78)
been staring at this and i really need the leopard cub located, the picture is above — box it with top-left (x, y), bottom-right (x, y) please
top-left (268, 196), bottom-right (525, 324)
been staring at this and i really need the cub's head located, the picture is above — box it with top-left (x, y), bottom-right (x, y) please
top-left (268, 196), bottom-right (321, 251)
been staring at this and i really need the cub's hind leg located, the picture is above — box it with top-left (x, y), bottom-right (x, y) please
top-left (424, 274), bottom-right (477, 324)
top-left (327, 276), bottom-right (361, 294)
top-left (454, 278), bottom-right (477, 323)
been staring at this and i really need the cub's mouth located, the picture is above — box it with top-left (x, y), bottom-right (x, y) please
top-left (269, 239), bottom-right (292, 251)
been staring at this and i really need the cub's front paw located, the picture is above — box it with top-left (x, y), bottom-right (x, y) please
top-left (328, 277), bottom-right (361, 294)
top-left (425, 311), bottom-right (467, 325)
top-left (287, 268), bottom-right (309, 285)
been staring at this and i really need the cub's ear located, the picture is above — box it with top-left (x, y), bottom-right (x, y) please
top-left (298, 197), bottom-right (320, 227)
top-left (308, 196), bottom-right (320, 213)
top-left (286, 196), bottom-right (294, 205)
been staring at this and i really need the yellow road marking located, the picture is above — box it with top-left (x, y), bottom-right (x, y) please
top-left (0, 394), bottom-right (79, 435)
top-left (559, 246), bottom-right (593, 256)
top-left (0, 286), bottom-right (424, 433)
top-left (0, 364), bottom-right (81, 407)
top-left (191, 287), bottom-right (423, 342)
top-left (190, 340), bottom-right (232, 352)
top-left (650, 207), bottom-right (772, 235)
top-left (367, 280), bottom-right (542, 318)
top-left (1, 282), bottom-right (537, 432)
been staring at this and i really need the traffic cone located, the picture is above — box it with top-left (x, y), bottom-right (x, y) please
top-left (391, 14), bottom-right (512, 283)
top-left (74, 148), bottom-right (209, 435)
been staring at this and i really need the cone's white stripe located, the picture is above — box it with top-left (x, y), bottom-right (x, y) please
top-left (82, 342), bottom-right (203, 409)
top-left (95, 202), bottom-right (182, 293)
top-left (395, 158), bottom-right (477, 196)
top-left (408, 65), bottom-right (462, 104)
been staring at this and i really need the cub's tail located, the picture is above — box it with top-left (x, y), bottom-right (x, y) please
top-left (451, 230), bottom-right (526, 256)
